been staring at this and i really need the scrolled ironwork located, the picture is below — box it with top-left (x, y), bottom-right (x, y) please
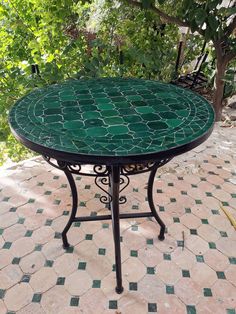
top-left (95, 176), bottom-right (112, 205)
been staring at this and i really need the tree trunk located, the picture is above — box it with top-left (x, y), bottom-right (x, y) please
top-left (212, 58), bottom-right (227, 121)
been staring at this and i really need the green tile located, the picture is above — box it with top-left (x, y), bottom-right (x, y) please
top-left (56, 277), bottom-right (65, 285)
top-left (147, 267), bottom-right (155, 274)
top-left (185, 208), bottom-right (191, 213)
top-left (79, 201), bottom-right (86, 207)
top-left (102, 223), bottom-right (109, 229)
top-left (92, 280), bottom-right (101, 288)
top-left (203, 288), bottom-right (212, 297)
top-left (12, 257), bottom-right (21, 264)
top-left (37, 182), bottom-right (44, 186)
top-left (28, 198), bottom-right (35, 203)
top-left (195, 199), bottom-right (202, 204)
top-left (157, 189), bottom-right (162, 193)
top-left (9, 207), bottom-right (17, 212)
top-left (131, 225), bottom-right (138, 231)
top-left (53, 175), bottom-right (59, 180)
top-left (63, 210), bottom-right (69, 216)
top-left (0, 228), bottom-right (3, 235)
top-left (186, 305), bottom-right (196, 314)
top-left (182, 270), bottom-right (190, 277)
top-left (190, 229), bottom-right (198, 235)
top-left (216, 271), bottom-right (226, 279)
top-left (148, 303), bottom-right (157, 312)
top-left (18, 217), bottom-right (25, 224)
top-left (130, 250), bottom-right (138, 257)
top-left (78, 262), bottom-right (86, 270)
top-left (168, 182), bottom-right (174, 186)
top-left (222, 201), bottom-right (229, 206)
top-left (181, 191), bottom-right (187, 195)
top-left (25, 230), bottom-right (33, 237)
top-left (3, 242), bottom-right (12, 249)
top-left (159, 206), bottom-right (165, 212)
top-left (163, 253), bottom-right (171, 260)
top-left (34, 244), bottom-right (42, 251)
top-left (85, 234), bottom-right (93, 240)
top-left (44, 190), bottom-right (52, 195)
top-left (132, 205), bottom-right (139, 210)
top-left (231, 194), bottom-right (236, 198)
top-left (191, 184), bottom-right (197, 188)
top-left (98, 248), bottom-right (106, 255)
top-left (206, 192), bottom-right (213, 197)
top-left (201, 219), bottom-right (209, 224)
top-left (166, 285), bottom-right (175, 294)
top-left (229, 257), bottom-right (236, 264)
top-left (32, 293), bottom-right (42, 303)
top-left (177, 240), bottom-right (184, 247)
top-left (0, 289), bottom-right (6, 299)
top-left (220, 231), bottom-right (228, 237)
top-left (54, 232), bottom-right (61, 239)
top-left (227, 309), bottom-right (236, 314)
top-left (129, 282), bottom-right (138, 291)
top-left (45, 260), bottom-right (54, 267)
top-left (70, 297), bottom-right (79, 307)
top-left (21, 274), bottom-right (30, 283)
top-left (209, 242), bottom-right (216, 249)
top-left (211, 209), bottom-right (219, 215)
top-left (53, 199), bottom-right (61, 205)
top-left (36, 208), bottom-right (44, 214)
top-left (74, 222), bottom-right (81, 227)
top-left (146, 239), bottom-right (153, 245)
top-left (173, 217), bottom-right (180, 223)
top-left (45, 219), bottom-right (52, 226)
top-left (196, 255), bottom-right (204, 263)
top-left (61, 184), bottom-right (67, 188)
top-left (109, 300), bottom-right (117, 309)
top-left (170, 198), bottom-right (176, 202)
top-left (2, 197), bottom-right (10, 202)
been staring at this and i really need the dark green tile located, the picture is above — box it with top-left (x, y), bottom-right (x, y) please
top-left (56, 277), bottom-right (65, 285)
top-left (147, 267), bottom-right (155, 274)
top-left (12, 257), bottom-right (21, 264)
top-left (146, 239), bottom-right (153, 245)
top-left (203, 288), bottom-right (212, 297)
top-left (25, 230), bottom-right (33, 237)
top-left (209, 242), bottom-right (216, 249)
top-left (182, 270), bottom-right (190, 277)
top-left (227, 309), bottom-right (236, 314)
top-left (21, 274), bottom-right (30, 283)
top-left (163, 253), bottom-right (171, 260)
top-left (196, 255), bottom-right (204, 263)
top-left (0, 289), bottom-right (6, 299)
top-left (18, 217), bottom-right (25, 224)
top-left (45, 219), bottom-right (52, 226)
top-left (34, 244), bottom-right (42, 251)
top-left (92, 280), bottom-right (101, 288)
top-left (177, 240), bottom-right (184, 247)
top-left (195, 199), bottom-right (202, 204)
top-left (28, 198), bottom-right (35, 203)
top-left (79, 201), bottom-right (86, 207)
top-left (85, 234), bottom-right (93, 240)
top-left (32, 293), bottom-right (42, 303)
top-left (173, 217), bottom-right (180, 223)
top-left (201, 219), bottom-right (209, 224)
top-left (185, 208), bottom-right (191, 213)
top-left (222, 201), bottom-right (229, 206)
top-left (229, 257), bottom-right (236, 264)
top-left (186, 305), bottom-right (196, 314)
top-left (148, 303), bottom-right (157, 312)
top-left (216, 271), bottom-right (226, 279)
top-left (9, 207), bottom-right (17, 212)
top-left (98, 248), bottom-right (106, 255)
top-left (130, 250), bottom-right (138, 257)
top-left (109, 300), bottom-right (117, 309)
top-left (3, 242), bottom-right (12, 249)
top-left (44, 190), bottom-right (52, 195)
top-left (45, 260), bottom-right (54, 267)
top-left (131, 225), bottom-right (138, 231)
top-left (129, 282), bottom-right (138, 291)
top-left (102, 223), bottom-right (109, 229)
top-left (211, 209), bottom-right (219, 215)
top-left (220, 231), bottom-right (228, 237)
top-left (78, 262), bottom-right (86, 270)
top-left (166, 285), bottom-right (175, 294)
top-left (190, 229), bottom-right (198, 235)
top-left (70, 297), bottom-right (79, 307)
top-left (36, 208), bottom-right (44, 214)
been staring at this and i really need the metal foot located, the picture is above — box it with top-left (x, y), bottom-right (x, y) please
top-left (147, 165), bottom-right (166, 239)
top-left (62, 169), bottom-right (78, 250)
top-left (111, 165), bottom-right (123, 294)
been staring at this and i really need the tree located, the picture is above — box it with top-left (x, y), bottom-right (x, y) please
top-left (123, 0), bottom-right (236, 121)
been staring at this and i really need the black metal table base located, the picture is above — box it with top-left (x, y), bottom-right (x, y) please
top-left (43, 157), bottom-right (171, 294)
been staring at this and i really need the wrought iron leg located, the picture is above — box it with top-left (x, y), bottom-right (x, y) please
top-left (111, 165), bottom-right (123, 294)
top-left (62, 169), bottom-right (78, 248)
top-left (147, 165), bottom-right (165, 241)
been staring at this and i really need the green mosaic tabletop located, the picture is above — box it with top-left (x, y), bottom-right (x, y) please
top-left (9, 78), bottom-right (215, 163)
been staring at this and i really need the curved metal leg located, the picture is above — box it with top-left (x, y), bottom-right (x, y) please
top-left (111, 165), bottom-right (123, 294)
top-left (147, 165), bottom-right (165, 241)
top-left (62, 169), bottom-right (78, 248)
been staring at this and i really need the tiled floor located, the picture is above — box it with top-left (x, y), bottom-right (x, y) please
top-left (0, 124), bottom-right (235, 314)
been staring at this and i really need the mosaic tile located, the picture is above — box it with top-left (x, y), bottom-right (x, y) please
top-left (9, 78), bottom-right (214, 159)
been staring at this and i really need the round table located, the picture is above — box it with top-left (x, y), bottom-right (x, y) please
top-left (9, 78), bottom-right (215, 293)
